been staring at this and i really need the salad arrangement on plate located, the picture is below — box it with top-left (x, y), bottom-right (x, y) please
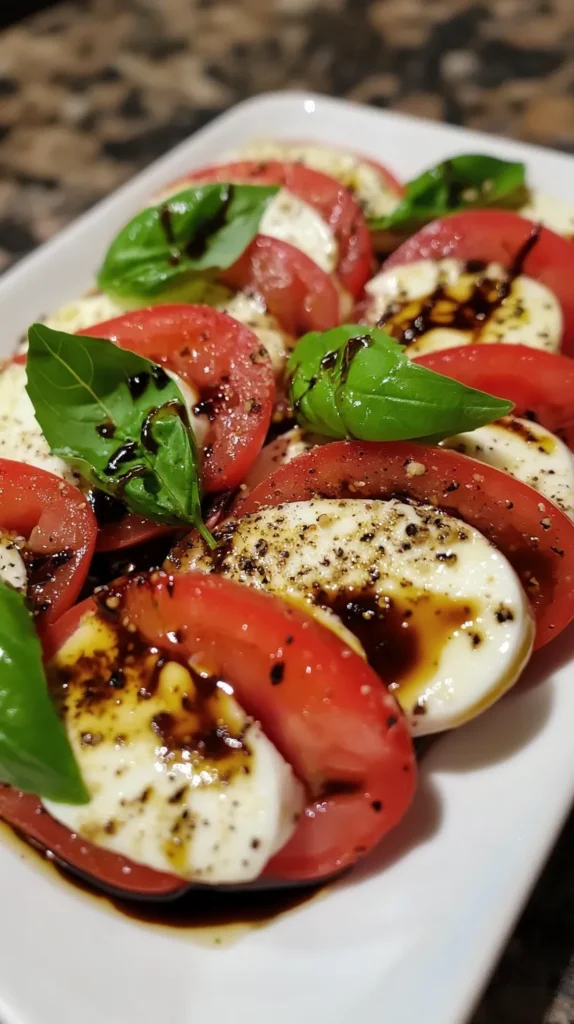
top-left (0, 138), bottom-right (574, 901)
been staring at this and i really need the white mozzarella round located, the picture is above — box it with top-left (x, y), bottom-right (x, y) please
top-left (259, 188), bottom-right (338, 275)
top-left (0, 534), bottom-right (27, 594)
top-left (237, 139), bottom-right (400, 221)
top-left (43, 292), bottom-right (127, 336)
top-left (0, 362), bottom-right (81, 484)
top-left (43, 613), bottom-right (304, 884)
top-left (519, 192), bottom-right (574, 241)
top-left (209, 287), bottom-right (295, 379)
top-left (442, 415), bottom-right (574, 519)
top-left (176, 498), bottom-right (534, 736)
top-left (363, 258), bottom-right (563, 356)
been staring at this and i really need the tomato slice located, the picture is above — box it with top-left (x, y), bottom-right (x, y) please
top-left (0, 574), bottom-right (415, 897)
top-left (220, 235), bottom-right (342, 335)
top-left (178, 160), bottom-right (373, 297)
top-left (237, 440), bottom-right (574, 649)
top-left (81, 305), bottom-right (275, 495)
top-left (0, 459), bottom-right (96, 623)
top-left (415, 344), bottom-right (574, 447)
top-left (383, 210), bottom-right (574, 356)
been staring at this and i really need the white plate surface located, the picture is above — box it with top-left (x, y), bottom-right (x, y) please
top-left (1, 92), bottom-right (573, 1024)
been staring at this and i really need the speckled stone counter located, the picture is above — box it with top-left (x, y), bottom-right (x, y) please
top-left (1, 1), bottom-right (574, 1021)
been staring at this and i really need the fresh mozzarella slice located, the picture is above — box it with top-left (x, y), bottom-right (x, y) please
top-left (519, 192), bottom-right (574, 242)
top-left (442, 415), bottom-right (574, 519)
top-left (43, 611), bottom-right (304, 884)
top-left (43, 292), bottom-right (127, 336)
top-left (237, 139), bottom-right (400, 221)
top-left (207, 287), bottom-right (295, 379)
top-left (363, 258), bottom-right (563, 356)
top-left (0, 362), bottom-right (80, 485)
top-left (259, 189), bottom-right (338, 275)
top-left (0, 534), bottom-right (27, 594)
top-left (176, 498), bottom-right (534, 736)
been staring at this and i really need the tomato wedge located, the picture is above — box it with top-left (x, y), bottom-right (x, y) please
top-left (236, 440), bottom-right (574, 649)
top-left (177, 160), bottom-right (373, 297)
top-left (220, 236), bottom-right (342, 335)
top-left (415, 344), bottom-right (574, 448)
top-left (0, 459), bottom-right (96, 623)
top-left (0, 573), bottom-right (415, 897)
top-left (82, 305), bottom-right (275, 495)
top-left (383, 210), bottom-right (574, 356)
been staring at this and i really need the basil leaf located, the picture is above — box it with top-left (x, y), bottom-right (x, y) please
top-left (288, 324), bottom-right (513, 442)
top-left (371, 155), bottom-right (526, 233)
top-left (26, 323), bottom-right (214, 547)
top-left (97, 183), bottom-right (279, 300)
top-left (0, 581), bottom-right (87, 804)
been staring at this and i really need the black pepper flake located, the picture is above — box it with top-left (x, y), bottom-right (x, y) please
top-left (251, 837), bottom-right (261, 849)
top-left (371, 800), bottom-right (383, 812)
top-left (285, 635), bottom-right (294, 645)
top-left (405, 522), bottom-right (418, 536)
top-left (386, 715), bottom-right (398, 728)
top-left (413, 700), bottom-right (427, 716)
top-left (551, 545), bottom-right (565, 557)
top-left (270, 662), bottom-right (285, 685)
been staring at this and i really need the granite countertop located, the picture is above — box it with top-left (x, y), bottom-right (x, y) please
top-left (0, 0), bottom-right (574, 1020)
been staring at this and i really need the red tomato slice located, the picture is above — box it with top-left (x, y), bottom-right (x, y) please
top-left (220, 236), bottom-right (342, 335)
top-left (1, 574), bottom-right (415, 898)
top-left (415, 344), bottom-right (574, 448)
top-left (178, 160), bottom-right (373, 297)
top-left (81, 305), bottom-right (275, 495)
top-left (0, 459), bottom-right (96, 623)
top-left (237, 440), bottom-right (574, 650)
top-left (383, 210), bottom-right (574, 356)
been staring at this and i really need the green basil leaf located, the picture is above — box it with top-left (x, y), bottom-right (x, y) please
top-left (0, 581), bottom-right (88, 804)
top-left (26, 323), bottom-right (214, 547)
top-left (288, 324), bottom-right (513, 442)
top-left (370, 155), bottom-right (526, 233)
top-left (97, 183), bottom-right (279, 300)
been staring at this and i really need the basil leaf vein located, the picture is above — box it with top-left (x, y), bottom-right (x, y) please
top-left (370, 154), bottom-right (526, 233)
top-left (97, 183), bottom-right (279, 300)
top-left (288, 324), bottom-right (513, 442)
top-left (26, 323), bottom-right (214, 546)
top-left (0, 581), bottom-right (88, 804)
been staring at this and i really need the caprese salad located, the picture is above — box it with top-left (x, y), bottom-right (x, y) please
top-left (1, 136), bottom-right (574, 904)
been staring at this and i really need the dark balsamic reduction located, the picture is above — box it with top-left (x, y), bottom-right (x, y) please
top-left (315, 586), bottom-right (476, 694)
top-left (340, 333), bottom-right (372, 383)
top-left (126, 372), bottom-right (150, 400)
top-left (104, 440), bottom-right (139, 475)
top-left (193, 386), bottom-right (226, 422)
top-left (96, 419), bottom-right (116, 439)
top-left (87, 489), bottom-right (128, 527)
top-left (379, 225), bottom-right (542, 348)
top-left (185, 186), bottom-right (235, 261)
top-left (0, 817), bottom-right (322, 935)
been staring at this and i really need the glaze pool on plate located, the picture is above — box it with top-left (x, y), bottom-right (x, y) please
top-left (0, 92), bottom-right (573, 1024)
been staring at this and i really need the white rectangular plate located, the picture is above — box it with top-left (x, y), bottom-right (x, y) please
top-left (1, 92), bottom-right (573, 1024)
